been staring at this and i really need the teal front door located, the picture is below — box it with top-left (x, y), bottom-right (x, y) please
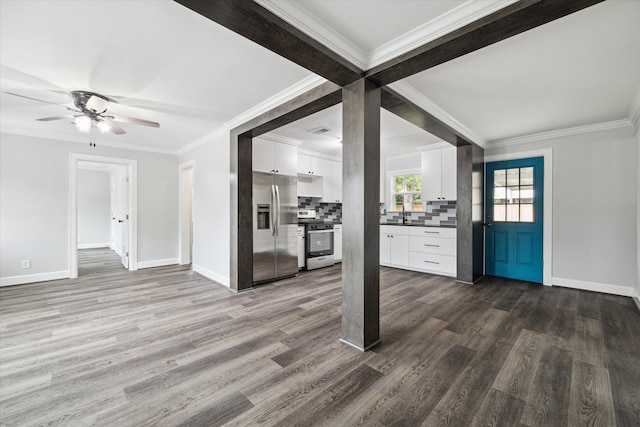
top-left (485, 157), bottom-right (543, 283)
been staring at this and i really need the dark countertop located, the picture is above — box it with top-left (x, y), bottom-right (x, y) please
top-left (380, 222), bottom-right (456, 228)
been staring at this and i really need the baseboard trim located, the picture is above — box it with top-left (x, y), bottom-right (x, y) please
top-left (192, 264), bottom-right (230, 288)
top-left (340, 338), bottom-right (381, 352)
top-left (137, 258), bottom-right (179, 269)
top-left (552, 277), bottom-right (634, 297)
top-left (633, 293), bottom-right (640, 314)
top-left (0, 270), bottom-right (69, 287)
top-left (78, 242), bottom-right (111, 249)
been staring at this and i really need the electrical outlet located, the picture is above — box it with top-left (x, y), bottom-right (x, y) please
top-left (21, 260), bottom-right (31, 269)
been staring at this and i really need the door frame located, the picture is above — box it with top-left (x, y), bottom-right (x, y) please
top-left (179, 160), bottom-right (195, 265)
top-left (484, 149), bottom-right (552, 286)
top-left (70, 153), bottom-right (138, 278)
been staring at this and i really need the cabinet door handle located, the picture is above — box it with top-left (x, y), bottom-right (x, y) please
top-left (424, 231), bottom-right (439, 234)
top-left (423, 244), bottom-right (440, 247)
top-left (424, 260), bottom-right (440, 264)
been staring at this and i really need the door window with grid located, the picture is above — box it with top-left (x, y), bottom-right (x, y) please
top-left (493, 167), bottom-right (534, 222)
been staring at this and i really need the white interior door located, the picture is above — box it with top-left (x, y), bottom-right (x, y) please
top-left (120, 168), bottom-right (129, 269)
top-left (179, 165), bottom-right (194, 265)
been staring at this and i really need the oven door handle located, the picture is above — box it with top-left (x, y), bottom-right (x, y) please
top-left (307, 230), bottom-right (334, 234)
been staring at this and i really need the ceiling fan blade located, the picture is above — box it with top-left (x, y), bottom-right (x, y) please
top-left (104, 119), bottom-right (126, 135)
top-left (36, 115), bottom-right (76, 121)
top-left (0, 66), bottom-right (69, 93)
top-left (3, 91), bottom-right (78, 112)
top-left (110, 114), bottom-right (159, 128)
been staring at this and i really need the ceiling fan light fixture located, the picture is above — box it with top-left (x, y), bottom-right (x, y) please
top-left (97, 120), bottom-right (111, 133)
top-left (74, 115), bottom-right (92, 132)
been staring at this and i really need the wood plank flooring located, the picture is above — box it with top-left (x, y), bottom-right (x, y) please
top-left (1, 248), bottom-right (638, 426)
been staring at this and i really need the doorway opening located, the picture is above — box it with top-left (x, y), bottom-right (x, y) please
top-left (179, 161), bottom-right (194, 266)
top-left (70, 154), bottom-right (138, 278)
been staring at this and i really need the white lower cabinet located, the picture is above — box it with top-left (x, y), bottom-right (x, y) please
top-left (408, 227), bottom-right (456, 277)
top-left (380, 226), bottom-right (409, 267)
top-left (333, 225), bottom-right (342, 262)
top-left (380, 225), bottom-right (456, 277)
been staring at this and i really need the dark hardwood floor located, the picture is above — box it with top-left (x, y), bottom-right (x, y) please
top-left (1, 248), bottom-right (638, 426)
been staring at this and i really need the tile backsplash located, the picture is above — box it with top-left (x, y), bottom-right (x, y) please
top-left (298, 197), bottom-right (342, 223)
top-left (298, 198), bottom-right (456, 227)
top-left (380, 200), bottom-right (456, 227)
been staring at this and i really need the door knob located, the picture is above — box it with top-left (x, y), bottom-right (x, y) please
top-left (118, 220), bottom-right (124, 223)
top-left (483, 222), bottom-right (492, 227)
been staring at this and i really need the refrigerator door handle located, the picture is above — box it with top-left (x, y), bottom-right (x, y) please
top-left (274, 184), bottom-right (281, 236)
top-left (270, 184), bottom-right (276, 236)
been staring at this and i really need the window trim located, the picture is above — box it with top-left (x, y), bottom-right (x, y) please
top-left (389, 169), bottom-right (422, 212)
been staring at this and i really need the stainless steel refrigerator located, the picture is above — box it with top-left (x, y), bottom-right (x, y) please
top-left (253, 171), bottom-right (298, 284)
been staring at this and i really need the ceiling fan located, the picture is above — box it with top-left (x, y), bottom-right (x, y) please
top-left (3, 89), bottom-right (160, 135)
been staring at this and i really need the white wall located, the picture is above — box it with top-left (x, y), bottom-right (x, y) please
top-left (486, 125), bottom-right (638, 296)
top-left (635, 124), bottom-right (640, 305)
top-left (77, 169), bottom-right (111, 247)
top-left (0, 133), bottom-right (179, 285)
top-left (179, 131), bottom-right (230, 287)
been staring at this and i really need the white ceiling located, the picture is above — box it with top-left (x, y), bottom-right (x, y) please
top-left (1, 1), bottom-right (639, 157)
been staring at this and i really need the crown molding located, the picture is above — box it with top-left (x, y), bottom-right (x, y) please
top-left (628, 83), bottom-right (640, 130)
top-left (369, 0), bottom-right (519, 68)
top-left (388, 81), bottom-right (486, 149)
top-left (255, 133), bottom-right (302, 147)
top-left (0, 126), bottom-right (178, 155)
top-left (257, 0), bottom-right (517, 70)
top-left (178, 74), bottom-right (326, 155)
top-left (255, 0), bottom-right (367, 70)
top-left (416, 142), bottom-right (453, 152)
top-left (177, 126), bottom-right (229, 155)
top-left (297, 148), bottom-right (341, 162)
top-left (487, 119), bottom-right (634, 148)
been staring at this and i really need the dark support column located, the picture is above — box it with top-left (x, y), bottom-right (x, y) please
top-left (456, 143), bottom-right (485, 284)
top-left (341, 79), bottom-right (381, 351)
top-left (230, 131), bottom-right (253, 292)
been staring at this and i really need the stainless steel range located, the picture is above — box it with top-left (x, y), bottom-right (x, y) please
top-left (298, 209), bottom-right (335, 270)
top-left (306, 222), bottom-right (334, 270)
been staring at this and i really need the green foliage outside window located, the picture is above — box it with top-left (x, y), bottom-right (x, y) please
top-left (392, 173), bottom-right (423, 211)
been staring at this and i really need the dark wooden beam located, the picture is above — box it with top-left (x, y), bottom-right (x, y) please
top-left (174, 0), bottom-right (364, 86)
top-left (341, 78), bottom-right (381, 351)
top-left (367, 0), bottom-right (605, 86)
top-left (381, 87), bottom-right (472, 147)
top-left (235, 81), bottom-right (342, 137)
top-left (230, 81), bottom-right (342, 292)
top-left (456, 144), bottom-right (485, 284)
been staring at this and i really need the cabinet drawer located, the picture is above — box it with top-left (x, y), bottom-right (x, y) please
top-left (380, 225), bottom-right (410, 235)
top-left (408, 227), bottom-right (456, 239)
top-left (409, 252), bottom-right (456, 275)
top-left (409, 236), bottom-right (456, 256)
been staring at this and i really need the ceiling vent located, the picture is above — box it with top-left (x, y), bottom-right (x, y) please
top-left (307, 126), bottom-right (332, 135)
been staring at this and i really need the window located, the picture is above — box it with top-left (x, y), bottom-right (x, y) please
top-left (391, 173), bottom-right (422, 211)
top-left (493, 167), bottom-right (534, 222)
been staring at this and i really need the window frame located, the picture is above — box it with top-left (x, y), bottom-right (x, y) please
top-left (389, 170), bottom-right (423, 212)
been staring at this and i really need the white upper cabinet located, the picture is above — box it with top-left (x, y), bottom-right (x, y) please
top-left (253, 139), bottom-right (297, 176)
top-left (297, 154), bottom-right (324, 176)
top-left (275, 143), bottom-right (297, 176)
top-left (322, 160), bottom-right (342, 203)
top-left (421, 146), bottom-right (457, 201)
top-left (440, 146), bottom-right (457, 200)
